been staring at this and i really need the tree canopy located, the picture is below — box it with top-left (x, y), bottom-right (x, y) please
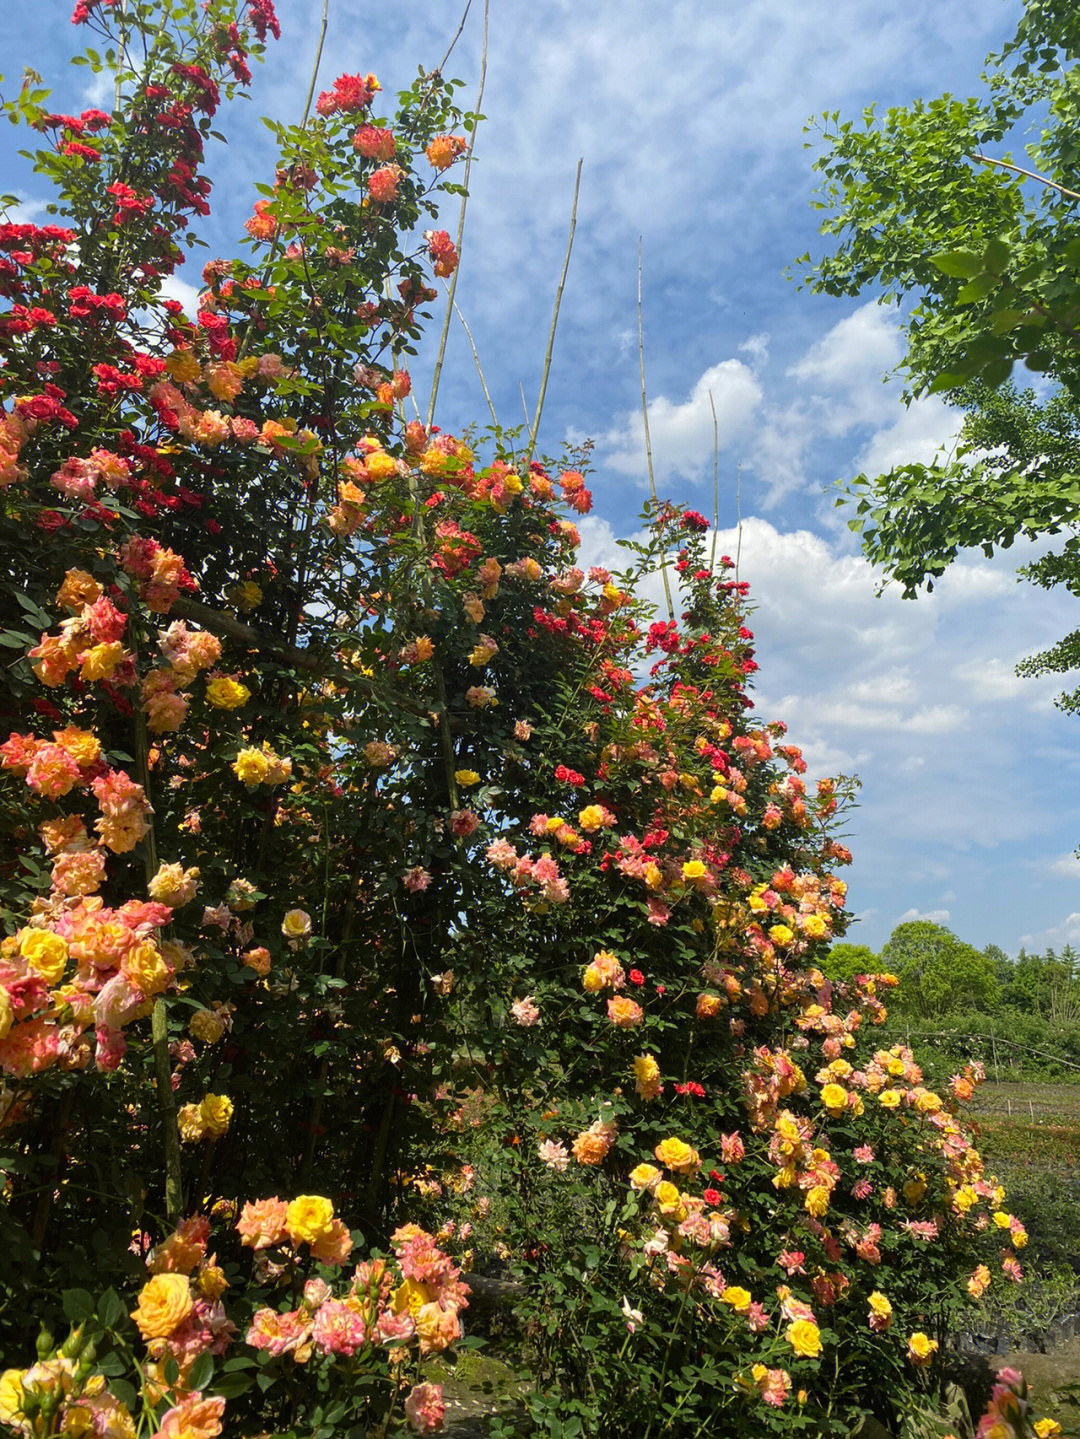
top-left (801, 0), bottom-right (1080, 710)
top-left (880, 922), bottom-right (1001, 1019)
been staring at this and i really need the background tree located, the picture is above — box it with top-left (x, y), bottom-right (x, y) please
top-left (880, 921), bottom-right (1001, 1019)
top-left (800, 0), bottom-right (1080, 712)
top-left (820, 940), bottom-right (878, 984)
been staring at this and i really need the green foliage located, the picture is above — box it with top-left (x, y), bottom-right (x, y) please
top-left (800, 0), bottom-right (1080, 715)
top-left (821, 942), bottom-right (878, 984)
top-left (880, 922), bottom-right (1001, 1018)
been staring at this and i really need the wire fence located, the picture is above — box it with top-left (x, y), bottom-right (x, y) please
top-left (895, 1027), bottom-right (1080, 1080)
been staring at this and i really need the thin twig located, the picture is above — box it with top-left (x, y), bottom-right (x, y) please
top-left (735, 459), bottom-right (743, 584)
top-left (427, 0), bottom-right (489, 428)
top-left (970, 152), bottom-right (1080, 202)
top-left (527, 156), bottom-right (583, 459)
top-left (299, 0), bottom-right (331, 129)
top-left (637, 239), bottom-right (675, 621)
top-left (437, 0), bottom-right (473, 75)
top-left (708, 388), bottom-right (719, 575)
top-left (519, 380), bottom-right (531, 426)
top-left (455, 300), bottom-right (498, 426)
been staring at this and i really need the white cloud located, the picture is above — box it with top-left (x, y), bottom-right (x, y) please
top-left (1019, 914), bottom-right (1080, 951)
top-left (898, 908), bottom-right (951, 925)
top-left (1048, 853), bottom-right (1080, 879)
top-left (156, 274), bottom-right (201, 315)
top-left (856, 394), bottom-right (961, 477)
top-left (789, 301), bottom-right (901, 392)
top-left (604, 359), bottom-right (762, 485)
top-left (2, 197), bottom-right (47, 224)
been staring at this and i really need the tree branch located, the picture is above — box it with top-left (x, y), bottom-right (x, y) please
top-left (970, 152), bottom-right (1080, 203)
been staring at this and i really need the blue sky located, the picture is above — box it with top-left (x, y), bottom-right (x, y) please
top-left (5, 0), bottom-right (1080, 956)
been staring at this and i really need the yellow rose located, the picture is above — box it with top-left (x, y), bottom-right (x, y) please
top-left (578, 805), bottom-right (606, 832)
top-left (0, 987), bottom-right (12, 1040)
top-left (906, 1332), bottom-right (937, 1365)
top-left (281, 909), bottom-right (312, 940)
top-left (1035, 1420), bottom-right (1063, 1438)
top-left (654, 1181), bottom-right (687, 1222)
top-left (148, 862), bottom-right (200, 908)
top-left (628, 1163), bottom-right (661, 1192)
top-left (19, 928), bottom-right (68, 984)
top-left (721, 1286), bottom-right (752, 1312)
top-left (868, 1291), bottom-right (892, 1327)
top-left (54, 727), bottom-right (101, 768)
top-left (903, 1175), bottom-right (927, 1206)
top-left (80, 642), bottom-right (126, 681)
top-left (785, 1319), bottom-right (822, 1358)
top-left (285, 1194), bottom-right (335, 1246)
top-left (177, 1104), bottom-right (205, 1142)
top-left (205, 677), bottom-right (251, 709)
top-left (166, 348), bottom-right (201, 383)
top-left (126, 940), bottom-right (170, 997)
top-left (197, 1265), bottom-right (228, 1302)
top-left (189, 1009), bottom-right (225, 1045)
top-left (198, 1093), bottom-right (233, 1139)
top-left (654, 1137), bottom-right (701, 1174)
top-left (233, 747), bottom-right (271, 785)
top-left (953, 1185), bottom-right (977, 1215)
top-left (820, 1083), bottom-right (847, 1115)
top-left (804, 1184), bottom-right (831, 1218)
top-left (454, 769), bottom-right (480, 786)
top-left (769, 924), bottom-right (794, 947)
top-left (802, 913), bottom-right (828, 939)
top-left (391, 1277), bottom-right (437, 1317)
top-left (366, 450), bottom-right (399, 482)
top-left (0, 1369), bottom-right (26, 1425)
top-left (131, 1273), bottom-right (193, 1340)
top-left (681, 860), bottom-right (706, 880)
top-left (878, 1088), bottom-right (902, 1109)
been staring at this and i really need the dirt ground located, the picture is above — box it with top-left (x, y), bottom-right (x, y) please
top-left (993, 1338), bottom-right (1080, 1431)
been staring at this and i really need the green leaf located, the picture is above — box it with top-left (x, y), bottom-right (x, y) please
top-left (930, 248), bottom-right (984, 279)
top-left (983, 236), bottom-right (1011, 274)
top-left (956, 272), bottom-right (999, 303)
top-left (925, 371), bottom-right (967, 394)
top-left (97, 1288), bottom-right (123, 1329)
top-left (111, 1380), bottom-right (137, 1411)
top-left (62, 1289), bottom-right (95, 1322)
top-left (187, 1353), bottom-right (213, 1390)
top-left (214, 1374), bottom-right (254, 1398)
